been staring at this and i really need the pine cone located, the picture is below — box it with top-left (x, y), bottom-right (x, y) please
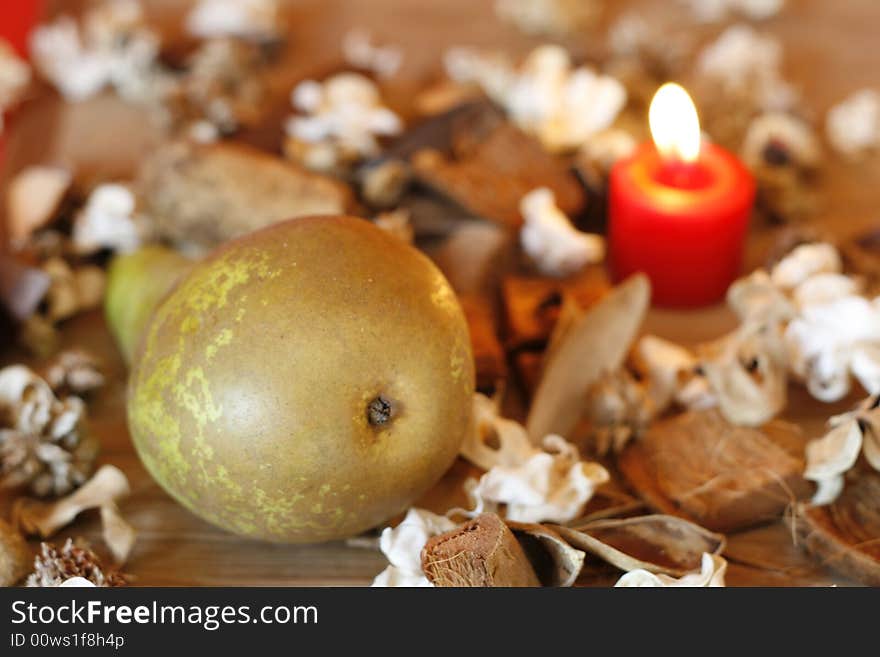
top-left (42, 350), bottom-right (105, 397)
top-left (26, 539), bottom-right (127, 587)
top-left (0, 365), bottom-right (99, 497)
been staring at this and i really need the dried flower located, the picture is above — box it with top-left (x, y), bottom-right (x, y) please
top-left (0, 365), bottom-right (97, 497)
top-left (584, 369), bottom-right (654, 455)
top-left (463, 394), bottom-right (544, 471)
top-left (467, 435), bottom-right (609, 524)
top-left (30, 1), bottom-right (160, 103)
top-left (186, 0), bottom-right (279, 41)
top-left (26, 539), bottom-right (126, 587)
top-left (697, 25), bottom-right (796, 112)
top-left (284, 73), bottom-right (402, 173)
top-left (372, 508), bottom-right (456, 587)
top-left (494, 0), bottom-right (599, 36)
top-left (445, 45), bottom-right (626, 153)
top-left (742, 112), bottom-right (820, 172)
top-left (615, 552), bottom-right (727, 587)
top-left (804, 395), bottom-right (880, 504)
top-left (826, 89), bottom-right (880, 157)
top-left (342, 29), bottom-right (402, 79)
top-left (72, 184), bottom-right (142, 255)
top-left (520, 187), bottom-right (604, 277)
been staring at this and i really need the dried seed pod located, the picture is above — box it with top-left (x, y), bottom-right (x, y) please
top-left (26, 539), bottom-right (127, 587)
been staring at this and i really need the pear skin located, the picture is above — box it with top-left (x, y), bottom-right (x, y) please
top-left (127, 216), bottom-right (475, 543)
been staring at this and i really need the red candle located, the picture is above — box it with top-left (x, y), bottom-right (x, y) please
top-left (609, 83), bottom-right (755, 308)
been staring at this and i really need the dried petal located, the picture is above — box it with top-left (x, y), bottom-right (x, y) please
top-left (615, 552), bottom-right (727, 587)
top-left (15, 465), bottom-right (130, 538)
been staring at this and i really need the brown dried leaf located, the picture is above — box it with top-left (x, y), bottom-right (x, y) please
top-left (422, 513), bottom-right (541, 587)
top-left (508, 521), bottom-right (586, 587)
top-left (5, 166), bottom-right (72, 245)
top-left (555, 514), bottom-right (726, 578)
top-left (14, 465), bottom-right (130, 538)
top-left (526, 274), bottom-right (650, 442)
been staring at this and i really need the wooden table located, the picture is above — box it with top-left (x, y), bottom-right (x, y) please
top-left (2, 0), bottom-right (878, 586)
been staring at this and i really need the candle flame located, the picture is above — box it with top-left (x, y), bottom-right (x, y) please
top-left (649, 83), bottom-right (701, 164)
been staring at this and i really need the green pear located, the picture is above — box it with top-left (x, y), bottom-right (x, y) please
top-left (105, 246), bottom-right (192, 364)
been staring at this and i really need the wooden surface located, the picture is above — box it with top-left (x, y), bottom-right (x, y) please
top-left (2, 0), bottom-right (879, 586)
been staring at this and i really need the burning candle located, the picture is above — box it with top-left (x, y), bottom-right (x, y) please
top-left (608, 83), bottom-right (755, 307)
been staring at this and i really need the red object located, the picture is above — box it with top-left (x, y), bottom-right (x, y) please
top-left (608, 142), bottom-right (755, 308)
top-left (0, 0), bottom-right (45, 56)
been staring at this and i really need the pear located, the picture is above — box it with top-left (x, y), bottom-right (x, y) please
top-left (127, 216), bottom-right (474, 543)
top-left (105, 246), bottom-right (192, 364)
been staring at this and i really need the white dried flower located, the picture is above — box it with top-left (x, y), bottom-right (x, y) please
top-left (825, 89), bottom-right (880, 157)
top-left (520, 187), bottom-right (604, 277)
top-left (72, 184), bottom-right (141, 255)
top-left (285, 73), bottom-right (402, 172)
top-left (342, 29), bottom-right (402, 79)
top-left (186, 0), bottom-right (279, 40)
top-left (804, 395), bottom-right (880, 504)
top-left (445, 45), bottom-right (625, 152)
top-left (30, 2), bottom-right (160, 103)
top-left (682, 0), bottom-right (783, 23)
top-left (468, 435), bottom-right (609, 524)
top-left (697, 24), bottom-right (796, 111)
top-left (615, 553), bottom-right (727, 587)
top-left (636, 335), bottom-right (712, 411)
top-left (371, 508), bottom-right (456, 587)
top-left (58, 577), bottom-right (97, 588)
top-left (770, 242), bottom-right (842, 291)
top-left (461, 395), bottom-right (609, 523)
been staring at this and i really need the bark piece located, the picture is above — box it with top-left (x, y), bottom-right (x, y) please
top-left (526, 274), bottom-right (649, 442)
top-left (138, 141), bottom-right (354, 251)
top-left (459, 295), bottom-right (507, 392)
top-left (502, 268), bottom-right (609, 351)
top-left (619, 409), bottom-right (813, 532)
top-left (795, 470), bottom-right (880, 585)
top-left (422, 513), bottom-right (541, 587)
top-left (411, 109), bottom-right (585, 229)
top-left (427, 219), bottom-right (515, 296)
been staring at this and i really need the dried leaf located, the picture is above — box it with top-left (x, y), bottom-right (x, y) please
top-left (555, 514), bottom-right (726, 577)
top-left (527, 274), bottom-right (650, 441)
top-left (14, 465), bottom-right (130, 538)
top-left (422, 513), bottom-right (541, 587)
top-left (508, 521), bottom-right (586, 587)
